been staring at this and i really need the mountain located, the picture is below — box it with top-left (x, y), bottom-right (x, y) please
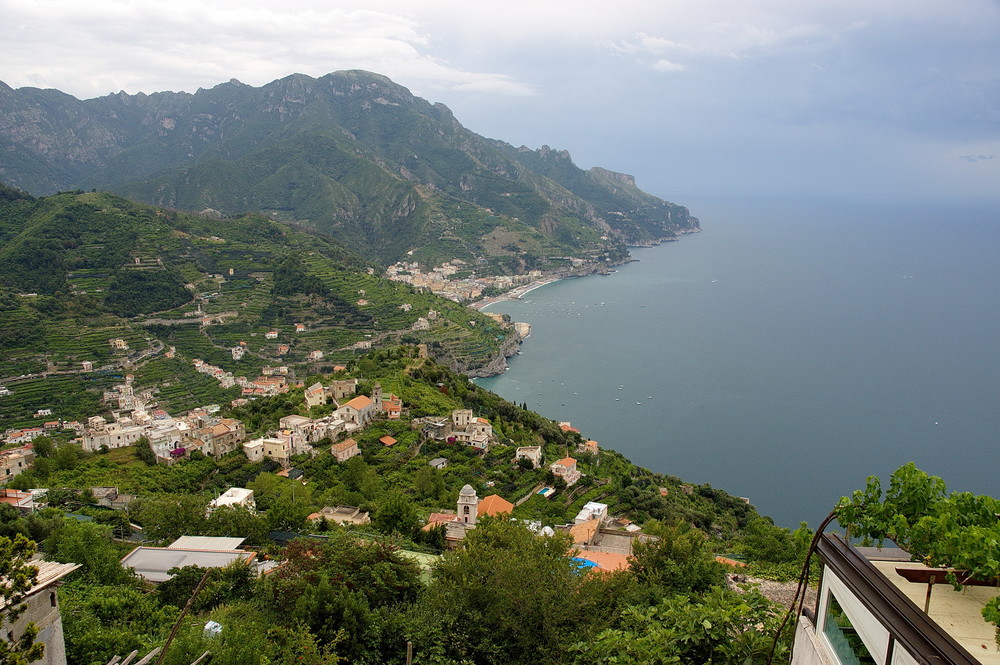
top-left (0, 71), bottom-right (699, 266)
top-left (0, 186), bottom-right (518, 429)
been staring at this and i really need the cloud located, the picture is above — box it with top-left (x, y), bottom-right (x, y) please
top-left (959, 154), bottom-right (1000, 163)
top-left (0, 0), bottom-right (534, 99)
top-left (652, 60), bottom-right (686, 73)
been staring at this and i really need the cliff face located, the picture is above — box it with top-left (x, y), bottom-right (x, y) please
top-left (0, 71), bottom-right (700, 264)
top-left (464, 329), bottom-right (525, 378)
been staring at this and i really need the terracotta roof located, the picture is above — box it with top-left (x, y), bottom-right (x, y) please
top-left (380, 435), bottom-right (397, 446)
top-left (343, 395), bottom-right (373, 410)
top-left (426, 512), bottom-right (459, 525)
top-left (555, 456), bottom-right (577, 467)
top-left (478, 494), bottom-right (513, 517)
top-left (568, 518), bottom-right (600, 545)
top-left (715, 556), bottom-right (748, 568)
top-left (331, 438), bottom-right (358, 452)
top-left (573, 549), bottom-right (630, 572)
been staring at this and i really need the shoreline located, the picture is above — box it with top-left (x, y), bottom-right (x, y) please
top-left (469, 276), bottom-right (566, 311)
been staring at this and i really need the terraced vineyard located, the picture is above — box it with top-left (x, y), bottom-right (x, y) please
top-left (0, 188), bottom-right (515, 431)
top-left (0, 374), bottom-right (112, 429)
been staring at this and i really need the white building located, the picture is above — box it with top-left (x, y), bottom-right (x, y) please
top-left (207, 487), bottom-right (255, 513)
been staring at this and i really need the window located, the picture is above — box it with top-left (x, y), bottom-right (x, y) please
top-left (823, 594), bottom-right (877, 665)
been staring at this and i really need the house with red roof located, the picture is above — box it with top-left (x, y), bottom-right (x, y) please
top-left (551, 456), bottom-right (582, 487)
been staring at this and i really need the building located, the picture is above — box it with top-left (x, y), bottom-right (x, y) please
top-left (242, 438), bottom-right (264, 462)
top-left (207, 487), bottom-right (255, 512)
top-left (336, 395), bottom-right (375, 430)
top-left (122, 542), bottom-right (255, 583)
top-left (790, 533), bottom-right (996, 665)
top-left (551, 457), bottom-right (582, 487)
top-left (330, 438), bottom-right (360, 463)
top-left (574, 501), bottom-right (608, 525)
top-left (457, 484), bottom-right (478, 525)
top-left (442, 410), bottom-right (493, 450)
top-left (1, 561), bottom-right (80, 665)
top-left (477, 494), bottom-right (513, 518)
top-left (0, 446), bottom-right (35, 479)
top-left (304, 382), bottom-right (328, 408)
top-left (308, 505), bottom-right (370, 527)
top-left (514, 446), bottom-right (542, 469)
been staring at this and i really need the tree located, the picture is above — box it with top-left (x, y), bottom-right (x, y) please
top-left (43, 520), bottom-right (134, 586)
top-left (0, 534), bottom-right (43, 665)
top-left (371, 494), bottom-right (419, 538)
top-left (133, 494), bottom-right (208, 543)
top-left (628, 520), bottom-right (726, 598)
top-left (134, 436), bottom-right (156, 465)
top-left (571, 586), bottom-right (790, 665)
top-left (835, 463), bottom-right (1000, 644)
top-left (408, 519), bottom-right (624, 665)
top-left (30, 437), bottom-right (54, 459)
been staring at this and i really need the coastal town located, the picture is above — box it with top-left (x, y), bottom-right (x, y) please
top-left (1, 359), bottom-right (653, 561)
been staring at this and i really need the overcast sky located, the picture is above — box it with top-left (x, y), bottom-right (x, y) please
top-left (2, 0), bottom-right (998, 203)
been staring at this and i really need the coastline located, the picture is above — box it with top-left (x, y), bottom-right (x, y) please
top-left (469, 276), bottom-right (565, 311)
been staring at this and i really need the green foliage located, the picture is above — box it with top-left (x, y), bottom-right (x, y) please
top-left (629, 520), bottom-right (727, 599)
top-left (0, 534), bottom-right (44, 665)
top-left (835, 463), bottom-right (1000, 639)
top-left (371, 493), bottom-right (420, 538)
top-left (103, 269), bottom-right (191, 317)
top-left (43, 520), bottom-right (135, 586)
top-left (134, 436), bottom-right (156, 465)
top-left (261, 531), bottom-right (422, 662)
top-left (133, 494), bottom-right (210, 543)
top-left (60, 581), bottom-right (177, 665)
top-left (570, 586), bottom-right (790, 665)
top-left (161, 602), bottom-right (345, 665)
top-left (409, 519), bottom-right (626, 665)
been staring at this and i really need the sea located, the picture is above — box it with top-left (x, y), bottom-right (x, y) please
top-left (476, 194), bottom-right (1000, 528)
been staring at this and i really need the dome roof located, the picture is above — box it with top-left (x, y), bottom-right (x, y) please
top-left (459, 484), bottom-right (477, 496)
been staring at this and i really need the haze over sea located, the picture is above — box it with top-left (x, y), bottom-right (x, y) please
top-left (478, 195), bottom-right (1000, 528)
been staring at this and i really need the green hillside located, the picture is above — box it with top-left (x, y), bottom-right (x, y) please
top-left (0, 188), bottom-right (515, 429)
top-left (0, 71), bottom-right (699, 266)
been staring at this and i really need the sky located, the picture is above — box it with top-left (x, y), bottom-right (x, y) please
top-left (2, 0), bottom-right (998, 203)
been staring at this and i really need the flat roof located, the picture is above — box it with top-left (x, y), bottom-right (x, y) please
top-left (168, 536), bottom-right (246, 550)
top-left (871, 558), bottom-right (1000, 665)
top-left (121, 547), bottom-right (255, 583)
top-left (817, 534), bottom-right (996, 665)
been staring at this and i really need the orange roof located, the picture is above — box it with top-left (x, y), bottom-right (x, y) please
top-left (426, 512), bottom-right (459, 524)
top-left (574, 549), bottom-right (630, 572)
top-left (380, 435), bottom-right (397, 446)
top-left (343, 395), bottom-right (373, 410)
top-left (560, 424), bottom-right (580, 433)
top-left (331, 438), bottom-right (358, 452)
top-left (555, 456), bottom-right (577, 467)
top-left (568, 518), bottom-right (599, 545)
top-left (477, 494), bottom-right (513, 517)
top-left (715, 556), bottom-right (748, 568)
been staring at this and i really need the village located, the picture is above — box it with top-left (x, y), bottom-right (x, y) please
top-left (385, 259), bottom-right (548, 302)
top-left (0, 357), bottom-right (677, 580)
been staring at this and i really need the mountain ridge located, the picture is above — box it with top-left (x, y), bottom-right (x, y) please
top-left (0, 70), bottom-right (699, 266)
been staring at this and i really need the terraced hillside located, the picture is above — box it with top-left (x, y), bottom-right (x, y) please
top-left (0, 185), bottom-right (515, 430)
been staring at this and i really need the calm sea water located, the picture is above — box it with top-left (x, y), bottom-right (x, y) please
top-left (477, 195), bottom-right (1000, 527)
